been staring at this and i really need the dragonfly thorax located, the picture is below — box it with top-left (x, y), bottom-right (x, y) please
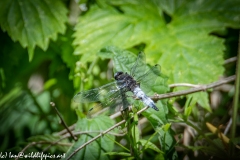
top-left (114, 71), bottom-right (139, 92)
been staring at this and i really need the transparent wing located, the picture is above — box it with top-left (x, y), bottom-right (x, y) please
top-left (130, 52), bottom-right (161, 82)
top-left (130, 51), bottom-right (147, 79)
top-left (136, 64), bottom-right (161, 82)
top-left (73, 81), bottom-right (130, 117)
top-left (87, 89), bottom-right (129, 118)
top-left (73, 82), bottom-right (120, 103)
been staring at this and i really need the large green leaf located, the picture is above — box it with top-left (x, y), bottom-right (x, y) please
top-left (73, 0), bottom-right (164, 62)
top-left (64, 116), bottom-right (115, 160)
top-left (0, 0), bottom-right (68, 60)
top-left (147, 0), bottom-right (240, 85)
top-left (73, 0), bottom-right (240, 85)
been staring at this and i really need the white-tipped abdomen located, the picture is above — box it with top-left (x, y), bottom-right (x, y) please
top-left (133, 87), bottom-right (159, 111)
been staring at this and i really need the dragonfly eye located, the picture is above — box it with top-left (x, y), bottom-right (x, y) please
top-left (114, 72), bottom-right (124, 80)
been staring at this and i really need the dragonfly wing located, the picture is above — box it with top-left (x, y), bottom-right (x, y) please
top-left (73, 82), bottom-right (119, 103)
top-left (130, 52), bottom-right (162, 82)
top-left (73, 80), bottom-right (130, 117)
top-left (130, 51), bottom-right (147, 79)
top-left (87, 86), bottom-right (129, 117)
top-left (136, 64), bottom-right (161, 82)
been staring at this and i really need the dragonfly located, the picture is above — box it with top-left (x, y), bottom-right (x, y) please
top-left (73, 52), bottom-right (160, 117)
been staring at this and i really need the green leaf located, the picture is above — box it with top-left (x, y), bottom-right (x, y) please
top-left (192, 92), bottom-right (212, 112)
top-left (149, 0), bottom-right (229, 85)
top-left (184, 92), bottom-right (212, 119)
top-left (139, 139), bottom-right (164, 154)
top-left (72, 0), bottom-right (240, 85)
top-left (0, 0), bottom-right (68, 61)
top-left (73, 0), bottom-right (163, 62)
top-left (64, 116), bottom-right (115, 160)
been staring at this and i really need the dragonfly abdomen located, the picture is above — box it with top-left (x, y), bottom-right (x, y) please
top-left (133, 87), bottom-right (159, 111)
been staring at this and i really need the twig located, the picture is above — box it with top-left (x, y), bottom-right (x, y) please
top-left (57, 124), bottom-right (76, 136)
top-left (224, 118), bottom-right (232, 135)
top-left (224, 56), bottom-right (237, 65)
top-left (73, 131), bottom-right (126, 137)
top-left (50, 102), bottom-right (77, 141)
top-left (110, 109), bottom-right (123, 119)
top-left (169, 83), bottom-right (201, 88)
top-left (151, 75), bottom-right (236, 100)
top-left (42, 136), bottom-right (70, 153)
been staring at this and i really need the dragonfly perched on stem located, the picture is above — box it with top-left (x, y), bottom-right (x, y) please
top-left (73, 51), bottom-right (161, 118)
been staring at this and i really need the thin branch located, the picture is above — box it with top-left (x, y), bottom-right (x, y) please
top-left (42, 136), bottom-right (70, 153)
top-left (57, 124), bottom-right (76, 136)
top-left (50, 102), bottom-right (77, 141)
top-left (224, 118), bottom-right (232, 135)
top-left (151, 75), bottom-right (236, 100)
top-left (72, 131), bottom-right (126, 137)
top-left (110, 110), bottom-right (122, 119)
top-left (169, 83), bottom-right (201, 88)
top-left (224, 56), bottom-right (237, 65)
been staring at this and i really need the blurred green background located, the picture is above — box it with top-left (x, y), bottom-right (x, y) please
top-left (0, 0), bottom-right (239, 159)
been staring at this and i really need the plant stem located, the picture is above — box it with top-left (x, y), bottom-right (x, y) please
top-left (152, 75), bottom-right (236, 100)
top-left (231, 33), bottom-right (240, 138)
top-left (230, 31), bottom-right (240, 154)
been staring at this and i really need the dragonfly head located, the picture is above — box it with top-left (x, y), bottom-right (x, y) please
top-left (114, 71), bottom-right (124, 80)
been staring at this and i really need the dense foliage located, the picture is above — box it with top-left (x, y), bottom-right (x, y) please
top-left (0, 0), bottom-right (239, 159)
